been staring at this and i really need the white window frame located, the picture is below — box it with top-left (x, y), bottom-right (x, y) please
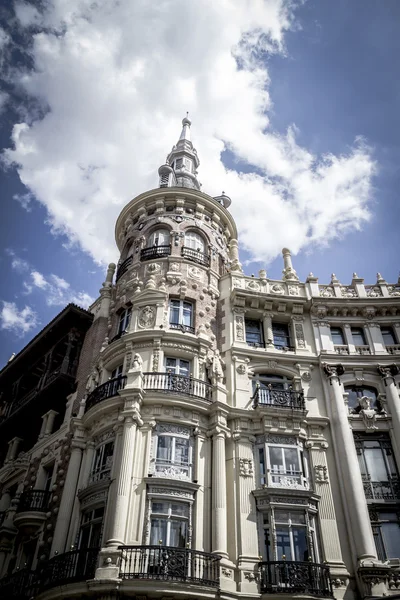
top-left (90, 440), bottom-right (115, 483)
top-left (149, 500), bottom-right (190, 547)
top-left (148, 229), bottom-right (170, 247)
top-left (257, 436), bottom-right (308, 489)
top-left (164, 357), bottom-right (190, 377)
top-left (184, 231), bottom-right (205, 253)
top-left (262, 509), bottom-right (319, 562)
top-left (118, 307), bottom-right (132, 335)
top-left (152, 424), bottom-right (193, 479)
top-left (168, 299), bottom-right (193, 329)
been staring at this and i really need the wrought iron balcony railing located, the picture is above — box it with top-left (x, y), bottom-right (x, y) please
top-left (119, 545), bottom-right (220, 587)
top-left (85, 375), bottom-right (127, 413)
top-left (169, 321), bottom-right (195, 334)
top-left (259, 561), bottom-right (333, 596)
top-left (362, 475), bottom-right (400, 501)
top-left (17, 489), bottom-right (51, 513)
top-left (0, 568), bottom-right (39, 599)
top-left (143, 372), bottom-right (212, 402)
top-left (141, 245), bottom-right (171, 261)
top-left (181, 246), bottom-right (210, 267)
top-left (116, 256), bottom-right (133, 281)
top-left (252, 385), bottom-right (305, 410)
top-left (39, 547), bottom-right (99, 591)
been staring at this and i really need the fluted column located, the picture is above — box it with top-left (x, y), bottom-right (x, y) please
top-left (193, 427), bottom-right (207, 551)
top-left (263, 312), bottom-right (274, 347)
top-left (66, 441), bottom-right (96, 549)
top-left (378, 365), bottom-right (400, 467)
top-left (211, 427), bottom-right (228, 557)
top-left (106, 415), bottom-right (138, 547)
top-left (322, 364), bottom-right (376, 561)
top-left (44, 410), bottom-right (58, 436)
top-left (51, 440), bottom-right (84, 555)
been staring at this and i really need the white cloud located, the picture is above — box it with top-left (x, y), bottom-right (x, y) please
top-left (13, 192), bottom-right (34, 211)
top-left (0, 301), bottom-right (39, 336)
top-left (28, 269), bottom-right (94, 308)
top-left (2, 0), bottom-right (376, 266)
top-left (6, 248), bottom-right (29, 272)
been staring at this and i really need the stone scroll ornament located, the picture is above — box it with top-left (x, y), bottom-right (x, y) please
top-left (138, 306), bottom-right (156, 328)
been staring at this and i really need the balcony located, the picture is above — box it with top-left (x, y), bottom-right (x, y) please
top-left (116, 256), bottom-right (133, 281)
top-left (119, 545), bottom-right (220, 587)
top-left (181, 246), bottom-right (210, 267)
top-left (143, 372), bottom-right (212, 402)
top-left (386, 344), bottom-right (400, 355)
top-left (362, 475), bottom-right (400, 501)
top-left (14, 489), bottom-right (52, 533)
top-left (259, 561), bottom-right (333, 596)
top-left (252, 386), bottom-right (305, 411)
top-left (0, 568), bottom-right (38, 600)
top-left (354, 345), bottom-right (371, 355)
top-left (262, 470), bottom-right (309, 491)
top-left (169, 322), bottom-right (195, 334)
top-left (39, 547), bottom-right (99, 591)
top-left (140, 245), bottom-right (171, 261)
top-left (85, 375), bottom-right (127, 413)
top-left (333, 345), bottom-right (349, 355)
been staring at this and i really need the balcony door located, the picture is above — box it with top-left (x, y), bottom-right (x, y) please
top-left (149, 501), bottom-right (189, 548)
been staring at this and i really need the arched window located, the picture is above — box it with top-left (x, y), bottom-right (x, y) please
top-left (344, 385), bottom-right (379, 412)
top-left (182, 231), bottom-right (209, 266)
top-left (148, 229), bottom-right (170, 247)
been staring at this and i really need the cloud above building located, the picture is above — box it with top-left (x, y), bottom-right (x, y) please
top-left (2, 0), bottom-right (376, 265)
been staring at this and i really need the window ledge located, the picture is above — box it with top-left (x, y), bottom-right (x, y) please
top-left (144, 476), bottom-right (199, 497)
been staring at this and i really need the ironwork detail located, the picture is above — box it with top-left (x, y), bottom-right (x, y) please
top-left (361, 475), bottom-right (400, 501)
top-left (169, 322), bottom-right (195, 334)
top-left (39, 547), bottom-right (99, 590)
top-left (116, 256), bottom-right (133, 281)
top-left (141, 245), bottom-right (171, 261)
top-left (181, 246), bottom-right (210, 267)
top-left (119, 545), bottom-right (220, 587)
top-left (0, 569), bottom-right (39, 599)
top-left (252, 386), bottom-right (305, 410)
top-left (17, 489), bottom-right (51, 513)
top-left (143, 372), bottom-right (212, 402)
top-left (85, 376), bottom-right (127, 413)
top-left (258, 561), bottom-right (333, 596)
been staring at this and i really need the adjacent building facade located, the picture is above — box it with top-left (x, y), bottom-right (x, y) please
top-left (0, 118), bottom-right (399, 600)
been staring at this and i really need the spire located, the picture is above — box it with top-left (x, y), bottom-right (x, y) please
top-left (158, 115), bottom-right (201, 190)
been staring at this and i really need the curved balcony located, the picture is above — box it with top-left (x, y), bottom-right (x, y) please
top-left (119, 545), bottom-right (220, 587)
top-left (169, 322), bottom-right (195, 334)
top-left (143, 372), bottom-right (212, 402)
top-left (252, 386), bottom-right (305, 411)
top-left (116, 256), bottom-right (133, 281)
top-left (181, 246), bottom-right (210, 267)
top-left (141, 244), bottom-right (171, 261)
top-left (14, 489), bottom-right (51, 533)
top-left (85, 376), bottom-right (127, 413)
top-left (259, 561), bottom-right (333, 596)
top-left (0, 568), bottom-right (38, 599)
top-left (39, 547), bottom-right (99, 591)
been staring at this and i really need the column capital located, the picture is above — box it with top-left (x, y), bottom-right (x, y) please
top-left (377, 364), bottom-right (399, 382)
top-left (207, 426), bottom-right (230, 439)
top-left (322, 363), bottom-right (345, 382)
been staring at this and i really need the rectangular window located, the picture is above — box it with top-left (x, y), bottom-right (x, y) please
top-left (155, 434), bottom-right (191, 478)
top-left (351, 327), bottom-right (367, 346)
top-left (79, 507), bottom-right (104, 549)
top-left (331, 326), bottom-right (345, 345)
top-left (265, 510), bottom-right (311, 562)
top-left (272, 323), bottom-right (291, 350)
top-left (90, 440), bottom-right (114, 483)
top-left (43, 464), bottom-right (54, 492)
top-left (111, 364), bottom-right (123, 379)
top-left (257, 436), bottom-right (308, 489)
top-left (169, 299), bottom-right (194, 333)
top-left (269, 446), bottom-right (302, 486)
top-left (150, 501), bottom-right (189, 547)
top-left (165, 357), bottom-right (190, 377)
top-left (245, 319), bottom-right (264, 347)
top-left (371, 512), bottom-right (400, 560)
top-left (381, 326), bottom-right (396, 346)
top-left (356, 434), bottom-right (399, 501)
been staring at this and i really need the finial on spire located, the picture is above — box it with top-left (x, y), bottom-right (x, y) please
top-left (179, 113), bottom-right (192, 142)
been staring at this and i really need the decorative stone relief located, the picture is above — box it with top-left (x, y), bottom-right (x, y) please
top-left (235, 315), bottom-right (245, 341)
top-left (301, 371), bottom-right (312, 382)
top-left (239, 458), bottom-right (254, 477)
top-left (246, 280), bottom-right (260, 291)
top-left (288, 285), bottom-right (299, 296)
top-left (149, 487), bottom-right (193, 499)
top-left (233, 278), bottom-right (243, 288)
top-left (244, 571), bottom-right (259, 582)
top-left (341, 286), bottom-right (357, 298)
top-left (359, 396), bottom-right (378, 430)
top-left (170, 262), bottom-right (181, 272)
top-left (314, 465), bottom-right (329, 484)
top-left (294, 323), bottom-right (306, 348)
top-left (236, 363), bottom-right (247, 375)
top-left (366, 286), bottom-right (382, 298)
top-left (188, 265), bottom-right (202, 279)
top-left (81, 489), bottom-right (108, 508)
top-left (270, 284), bottom-right (284, 295)
top-left (388, 285), bottom-right (400, 296)
top-left (152, 347), bottom-right (160, 372)
top-left (221, 568), bottom-right (233, 578)
top-left (319, 286), bottom-right (334, 297)
top-left (138, 306), bottom-right (156, 328)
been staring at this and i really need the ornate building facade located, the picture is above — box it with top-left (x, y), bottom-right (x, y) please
top-left (0, 118), bottom-right (399, 600)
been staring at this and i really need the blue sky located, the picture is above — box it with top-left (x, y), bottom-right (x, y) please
top-left (0, 0), bottom-right (399, 367)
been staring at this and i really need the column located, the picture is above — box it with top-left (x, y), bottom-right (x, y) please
top-left (378, 366), bottom-right (400, 467)
top-left (343, 324), bottom-right (355, 353)
top-left (366, 323), bottom-right (385, 354)
top-left (263, 312), bottom-right (274, 347)
top-left (51, 441), bottom-right (84, 555)
top-left (66, 441), bottom-right (96, 549)
top-left (106, 415), bottom-right (138, 547)
top-left (193, 428), bottom-right (207, 551)
top-left (44, 410), bottom-right (59, 436)
top-left (318, 322), bottom-right (334, 353)
top-left (211, 428), bottom-right (228, 557)
top-left (5, 437), bottom-right (22, 463)
top-left (229, 239), bottom-right (242, 272)
top-left (323, 364), bottom-right (377, 561)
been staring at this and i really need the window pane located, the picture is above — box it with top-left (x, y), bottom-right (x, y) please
top-left (331, 327), bottom-right (345, 345)
top-left (169, 519), bottom-right (187, 547)
top-left (381, 523), bottom-right (400, 558)
top-left (283, 448), bottom-right (300, 473)
top-left (270, 447), bottom-right (285, 473)
top-left (364, 448), bottom-right (388, 481)
top-left (272, 323), bottom-right (290, 348)
top-left (169, 302), bottom-right (180, 324)
top-left (293, 527), bottom-right (308, 561)
top-left (165, 358), bottom-right (177, 373)
top-left (245, 320), bottom-right (263, 345)
top-left (381, 327), bottom-right (396, 346)
top-left (150, 518), bottom-right (168, 545)
top-left (182, 303), bottom-right (192, 326)
top-left (157, 436), bottom-right (173, 461)
top-left (178, 360), bottom-right (190, 376)
top-left (174, 438), bottom-right (189, 465)
top-left (351, 327), bottom-right (366, 345)
top-left (170, 503), bottom-right (189, 517)
top-left (152, 502), bottom-right (168, 514)
top-left (276, 526), bottom-right (291, 560)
